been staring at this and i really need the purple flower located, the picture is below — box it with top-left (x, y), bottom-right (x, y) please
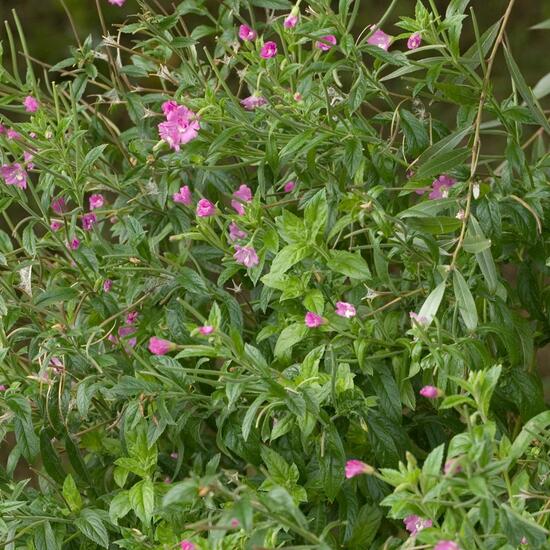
top-left (24, 151), bottom-right (35, 169)
top-left (429, 174), bottom-right (457, 200)
top-left (367, 28), bottom-right (391, 50)
top-left (335, 301), bottom-right (356, 318)
top-left (228, 221), bottom-right (247, 241)
top-left (284, 181), bottom-right (296, 193)
top-left (315, 35), bottom-right (337, 51)
top-left (199, 325), bottom-right (214, 335)
top-left (196, 198), bottom-right (216, 217)
top-left (239, 24), bottom-right (257, 41)
top-left (419, 385), bottom-right (441, 399)
top-left (233, 245), bottom-right (259, 268)
top-left (261, 41), bottom-right (278, 59)
top-left (148, 337), bottom-right (175, 355)
top-left (173, 185), bottom-right (192, 205)
top-left (1, 163), bottom-right (28, 189)
top-left (233, 184), bottom-right (253, 202)
top-left (69, 237), bottom-right (80, 250)
top-left (7, 129), bottom-right (20, 140)
top-left (158, 103), bottom-right (200, 151)
top-left (126, 311), bottom-right (139, 324)
top-left (240, 95), bottom-right (268, 111)
top-left (404, 515), bottom-right (433, 535)
top-left (345, 459), bottom-right (373, 478)
top-left (180, 541), bottom-right (196, 550)
top-left (89, 194), bottom-right (104, 210)
top-left (51, 197), bottom-right (66, 214)
top-left (81, 213), bottom-right (97, 231)
top-left (305, 311), bottom-right (325, 328)
top-left (23, 96), bottom-right (39, 113)
top-left (50, 220), bottom-right (63, 231)
top-left (103, 279), bottom-right (113, 292)
top-left (407, 33), bottom-right (422, 50)
top-left (434, 542), bottom-right (460, 550)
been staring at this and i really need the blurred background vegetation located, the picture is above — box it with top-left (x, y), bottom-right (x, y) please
top-left (1, 0), bottom-right (550, 395)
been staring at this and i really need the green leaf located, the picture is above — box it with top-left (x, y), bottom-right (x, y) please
top-left (33, 521), bottom-right (60, 550)
top-left (109, 491), bottom-right (131, 524)
top-left (415, 148), bottom-right (469, 180)
top-left (531, 19), bottom-right (550, 30)
top-left (129, 479), bottom-right (155, 525)
top-left (326, 250), bottom-right (371, 280)
top-left (504, 46), bottom-right (550, 135)
top-left (453, 270), bottom-right (478, 331)
top-left (469, 216), bottom-right (498, 293)
top-left (62, 474), bottom-right (82, 512)
top-left (274, 323), bottom-right (308, 359)
top-left (346, 504), bottom-right (382, 549)
top-left (268, 243), bottom-right (310, 275)
top-left (500, 505), bottom-right (548, 547)
top-left (251, 0), bottom-right (291, 8)
top-left (34, 287), bottom-right (79, 308)
top-left (421, 443), bottom-right (444, 492)
top-left (417, 279), bottom-right (447, 326)
top-left (75, 509), bottom-right (109, 548)
top-left (509, 410), bottom-right (550, 462)
top-left (303, 189), bottom-right (328, 238)
top-left (40, 429), bottom-right (66, 484)
top-left (242, 395), bottom-right (267, 441)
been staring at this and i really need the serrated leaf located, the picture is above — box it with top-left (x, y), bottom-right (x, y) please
top-left (75, 509), bottom-right (109, 548)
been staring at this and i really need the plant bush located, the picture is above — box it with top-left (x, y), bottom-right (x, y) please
top-left (1, 0), bottom-right (550, 548)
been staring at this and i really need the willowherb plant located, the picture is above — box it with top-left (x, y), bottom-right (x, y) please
top-left (0, 0), bottom-right (550, 548)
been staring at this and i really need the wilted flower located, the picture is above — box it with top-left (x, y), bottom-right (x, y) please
top-left (233, 245), bottom-right (259, 268)
top-left (228, 221), bottom-right (247, 241)
top-left (148, 337), bottom-right (175, 355)
top-left (335, 301), bottom-right (356, 318)
top-left (345, 459), bottom-right (373, 478)
top-left (50, 220), bottom-right (63, 231)
top-left (23, 151), bottom-right (35, 169)
top-left (89, 194), bottom-right (104, 210)
top-left (316, 35), bottom-right (337, 51)
top-left (367, 28), bottom-right (391, 50)
top-left (407, 33), bottom-right (422, 50)
top-left (404, 515), bottom-right (432, 535)
top-left (240, 95), bottom-right (268, 110)
top-left (23, 96), bottom-right (39, 113)
top-left (1, 163), bottom-right (28, 189)
top-left (173, 186), bottom-right (192, 205)
top-left (239, 24), bottom-right (256, 41)
top-left (444, 459), bottom-right (463, 475)
top-left (196, 199), bottom-right (216, 217)
top-left (261, 41), bottom-right (278, 58)
top-left (305, 311), bottom-right (325, 328)
top-left (409, 311), bottom-right (428, 325)
top-left (51, 197), bottom-right (66, 214)
top-left (419, 385), bottom-right (441, 399)
top-left (103, 279), bottom-right (113, 292)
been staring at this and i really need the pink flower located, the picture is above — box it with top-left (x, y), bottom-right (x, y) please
top-left (261, 41), bottom-right (278, 59)
top-left (521, 538), bottom-right (528, 545)
top-left (429, 174), bottom-right (457, 200)
top-left (231, 200), bottom-right (245, 216)
top-left (0, 124), bottom-right (5, 134)
top-left (23, 96), bottom-right (39, 113)
top-left (0, 385), bottom-right (6, 391)
top-left (148, 337), bottom-right (175, 355)
top-left (345, 460), bottom-right (373, 479)
top-left (108, 0), bottom-right (125, 5)
top-left (409, 311), bottom-right (428, 326)
top-left (158, 104), bottom-right (200, 151)
top-left (180, 541), bottom-right (196, 550)
top-left (1, 163), bottom-right (27, 189)
top-left (23, 151), bottom-right (35, 169)
top-left (50, 220), bottom-right (63, 231)
top-left (196, 198), bottom-right (216, 217)
top-left (233, 184), bottom-right (253, 202)
top-left (239, 24), bottom-right (257, 41)
top-left (164, 477), bottom-right (172, 484)
top-left (293, 92), bottom-right (302, 102)
top-left (316, 35), bottom-right (337, 51)
top-left (305, 311), bottom-right (325, 328)
top-left (434, 542), bottom-right (459, 550)
top-left (284, 13), bottom-right (299, 29)
top-left (240, 95), bottom-right (268, 110)
top-left (419, 385), bottom-right (441, 399)
top-left (444, 459), bottom-right (462, 475)
top-left (51, 197), bottom-right (66, 214)
top-left (82, 213), bottom-right (97, 231)
top-left (89, 194), bottom-right (104, 210)
top-left (404, 515), bottom-right (432, 535)
top-left (230, 518), bottom-right (240, 528)
top-left (198, 325), bottom-right (214, 335)
top-left (69, 237), bottom-right (80, 250)
top-left (407, 33), bottom-right (422, 50)
top-left (170, 452), bottom-right (179, 459)
top-left (367, 28), bottom-right (391, 50)
top-left (173, 185), bottom-right (192, 205)
top-left (228, 222), bottom-right (247, 241)
top-left (233, 245), bottom-right (259, 268)
top-left (103, 279), bottom-right (113, 292)
top-left (7, 129), bottom-right (20, 140)
top-left (284, 181), bottom-right (296, 193)
top-left (335, 301), bottom-right (356, 318)
top-left (161, 100), bottom-right (179, 116)
top-left (126, 311), bottom-right (139, 324)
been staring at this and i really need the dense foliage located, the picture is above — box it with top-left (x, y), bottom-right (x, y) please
top-left (1, 0), bottom-right (550, 548)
